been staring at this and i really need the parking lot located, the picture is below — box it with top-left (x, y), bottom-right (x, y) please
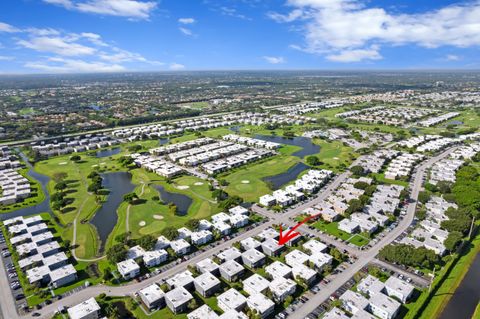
top-left (0, 230), bottom-right (28, 314)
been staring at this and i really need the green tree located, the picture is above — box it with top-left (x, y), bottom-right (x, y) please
top-left (418, 191), bottom-right (431, 204)
top-left (106, 244), bottom-right (128, 263)
top-left (354, 181), bottom-right (369, 190)
top-left (70, 155), bottom-right (81, 162)
top-left (161, 227), bottom-right (179, 240)
top-left (444, 231), bottom-right (463, 251)
top-left (350, 165), bottom-right (365, 176)
top-left (54, 181), bottom-right (68, 191)
top-left (185, 218), bottom-right (200, 230)
top-left (138, 235), bottom-right (157, 251)
top-left (123, 192), bottom-right (138, 204)
top-left (306, 155), bottom-right (321, 166)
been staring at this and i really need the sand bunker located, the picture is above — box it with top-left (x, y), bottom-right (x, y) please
top-left (58, 162), bottom-right (67, 165)
top-left (91, 164), bottom-right (98, 167)
top-left (176, 185), bottom-right (190, 190)
top-left (333, 157), bottom-right (339, 160)
top-left (241, 180), bottom-right (250, 184)
top-left (194, 182), bottom-right (204, 186)
top-left (139, 221), bottom-right (146, 226)
top-left (153, 215), bottom-right (164, 220)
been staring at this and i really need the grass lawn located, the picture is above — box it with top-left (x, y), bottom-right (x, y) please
top-left (312, 219), bottom-right (370, 247)
top-left (306, 106), bottom-right (352, 119)
top-left (371, 173), bottom-right (409, 187)
top-left (312, 220), bottom-right (351, 241)
top-left (179, 101), bottom-right (210, 109)
top-left (222, 154), bottom-right (300, 202)
top-left (0, 168), bottom-right (45, 213)
top-left (19, 107), bottom-right (36, 115)
top-left (473, 303), bottom-right (480, 319)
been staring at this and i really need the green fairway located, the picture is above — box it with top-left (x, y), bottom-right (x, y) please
top-left (107, 169), bottom-right (221, 249)
top-left (311, 139), bottom-right (358, 172)
top-left (222, 155), bottom-right (300, 202)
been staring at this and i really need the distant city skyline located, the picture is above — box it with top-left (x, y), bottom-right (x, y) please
top-left (0, 0), bottom-right (479, 73)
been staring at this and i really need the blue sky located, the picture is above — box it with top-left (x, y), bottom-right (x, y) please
top-left (0, 0), bottom-right (479, 73)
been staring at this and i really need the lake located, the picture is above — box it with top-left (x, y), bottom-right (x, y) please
top-left (254, 134), bottom-right (320, 158)
top-left (96, 147), bottom-right (121, 158)
top-left (262, 162), bottom-right (310, 190)
top-left (89, 172), bottom-right (135, 252)
top-left (153, 185), bottom-right (192, 216)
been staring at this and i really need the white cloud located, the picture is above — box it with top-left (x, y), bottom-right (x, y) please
top-left (25, 57), bottom-right (125, 73)
top-left (178, 18), bottom-right (195, 24)
top-left (43, 0), bottom-right (157, 20)
top-left (326, 47), bottom-right (382, 62)
top-left (3, 22), bottom-right (163, 72)
top-left (179, 27), bottom-right (193, 36)
top-left (445, 54), bottom-right (461, 61)
top-left (0, 22), bottom-right (19, 33)
top-left (169, 63), bottom-right (185, 70)
top-left (17, 36), bottom-right (97, 56)
top-left (270, 0), bottom-right (480, 62)
top-left (0, 56), bottom-right (15, 61)
top-left (263, 56), bottom-right (286, 64)
top-left (219, 6), bottom-right (250, 20)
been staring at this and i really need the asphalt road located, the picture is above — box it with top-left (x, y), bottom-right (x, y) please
top-left (0, 148), bottom-right (456, 319)
top-left (287, 147), bottom-right (458, 319)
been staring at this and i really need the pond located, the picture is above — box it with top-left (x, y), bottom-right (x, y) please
top-left (89, 172), bottom-right (135, 252)
top-left (0, 152), bottom-right (53, 221)
top-left (254, 134), bottom-right (320, 158)
top-left (439, 253), bottom-right (480, 319)
top-left (448, 120), bottom-right (463, 126)
top-left (96, 147), bottom-right (121, 158)
top-left (153, 185), bottom-right (192, 216)
top-left (262, 162), bottom-right (310, 190)
top-left (159, 138), bottom-right (170, 145)
top-left (229, 125), bottom-right (242, 133)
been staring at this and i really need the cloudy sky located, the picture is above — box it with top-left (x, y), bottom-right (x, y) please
top-left (0, 0), bottom-right (479, 73)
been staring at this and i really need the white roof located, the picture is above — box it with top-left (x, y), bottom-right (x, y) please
top-left (217, 288), bottom-right (247, 311)
top-left (138, 284), bottom-right (165, 305)
top-left (67, 298), bottom-right (100, 319)
top-left (187, 304), bottom-right (219, 319)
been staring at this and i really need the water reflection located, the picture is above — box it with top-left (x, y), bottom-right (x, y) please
top-left (153, 185), bottom-right (192, 216)
top-left (262, 162), bottom-right (310, 190)
top-left (90, 172), bottom-right (135, 252)
top-left (254, 134), bottom-right (320, 158)
top-left (96, 147), bottom-right (121, 158)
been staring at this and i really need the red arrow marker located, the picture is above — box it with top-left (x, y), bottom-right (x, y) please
top-left (277, 213), bottom-right (321, 246)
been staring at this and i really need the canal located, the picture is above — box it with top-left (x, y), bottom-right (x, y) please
top-left (89, 172), bottom-right (135, 252)
top-left (439, 253), bottom-right (480, 319)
